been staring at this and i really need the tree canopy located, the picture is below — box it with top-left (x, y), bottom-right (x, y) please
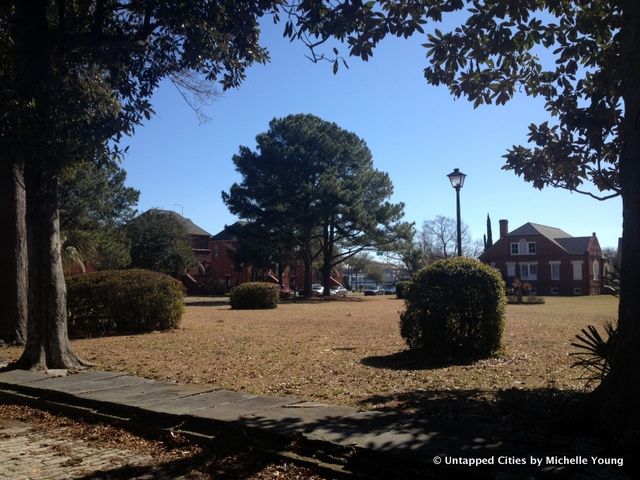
top-left (126, 209), bottom-right (197, 276)
top-left (59, 157), bottom-right (139, 271)
top-left (223, 113), bottom-right (411, 295)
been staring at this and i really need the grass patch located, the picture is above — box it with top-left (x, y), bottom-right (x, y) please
top-left (1, 296), bottom-right (618, 412)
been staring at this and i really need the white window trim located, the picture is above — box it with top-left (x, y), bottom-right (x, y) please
top-left (592, 260), bottom-right (600, 281)
top-left (550, 287), bottom-right (560, 295)
top-left (506, 262), bottom-right (516, 277)
top-left (528, 242), bottom-right (536, 254)
top-left (572, 260), bottom-right (583, 281)
top-left (510, 243), bottom-right (519, 255)
top-left (574, 287), bottom-right (583, 295)
top-left (549, 261), bottom-right (561, 281)
top-left (520, 261), bottom-right (539, 281)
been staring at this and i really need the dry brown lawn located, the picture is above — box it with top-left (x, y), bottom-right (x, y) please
top-left (1, 295), bottom-right (617, 413)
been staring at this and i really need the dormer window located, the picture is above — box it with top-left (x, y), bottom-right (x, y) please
top-left (511, 243), bottom-right (519, 255)
top-left (528, 242), bottom-right (536, 254)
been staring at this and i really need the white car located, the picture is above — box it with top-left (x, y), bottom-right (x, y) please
top-left (330, 286), bottom-right (347, 297)
top-left (311, 284), bottom-right (324, 296)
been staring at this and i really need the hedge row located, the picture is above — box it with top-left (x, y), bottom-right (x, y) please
top-left (66, 269), bottom-right (184, 338)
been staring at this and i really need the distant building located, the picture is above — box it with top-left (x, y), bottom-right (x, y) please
top-left (172, 217), bottom-right (343, 293)
top-left (479, 220), bottom-right (603, 296)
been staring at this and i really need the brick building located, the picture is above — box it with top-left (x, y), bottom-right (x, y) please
top-left (178, 218), bottom-right (340, 293)
top-left (479, 220), bottom-right (604, 296)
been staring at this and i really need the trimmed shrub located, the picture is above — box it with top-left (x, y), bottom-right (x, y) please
top-left (67, 269), bottom-right (184, 338)
top-left (395, 280), bottom-right (413, 299)
top-left (230, 282), bottom-right (280, 309)
top-left (399, 257), bottom-right (506, 360)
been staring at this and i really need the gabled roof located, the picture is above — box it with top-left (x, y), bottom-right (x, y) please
top-left (555, 237), bottom-right (592, 255)
top-left (508, 222), bottom-right (592, 255)
top-left (508, 223), bottom-right (572, 239)
top-left (210, 222), bottom-right (242, 241)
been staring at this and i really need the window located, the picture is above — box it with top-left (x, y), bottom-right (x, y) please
top-left (528, 242), bottom-right (536, 254)
top-left (511, 243), bottom-right (519, 255)
top-left (574, 287), bottom-right (583, 295)
top-left (593, 260), bottom-right (600, 281)
top-left (550, 287), bottom-right (560, 295)
top-left (549, 261), bottom-right (561, 281)
top-left (520, 263), bottom-right (538, 281)
top-left (506, 262), bottom-right (516, 277)
top-left (572, 261), bottom-right (583, 280)
top-left (529, 287), bottom-right (537, 295)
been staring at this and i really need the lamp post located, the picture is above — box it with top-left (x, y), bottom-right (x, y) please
top-left (446, 168), bottom-right (466, 257)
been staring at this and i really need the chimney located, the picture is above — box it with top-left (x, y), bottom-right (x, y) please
top-left (499, 219), bottom-right (508, 239)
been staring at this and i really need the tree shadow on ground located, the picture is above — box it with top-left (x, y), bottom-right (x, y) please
top-left (74, 449), bottom-right (290, 480)
top-left (359, 387), bottom-right (593, 437)
top-left (240, 386), bottom-right (630, 478)
top-left (360, 349), bottom-right (478, 371)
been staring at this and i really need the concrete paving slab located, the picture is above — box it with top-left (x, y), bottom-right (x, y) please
top-left (141, 389), bottom-right (253, 415)
top-left (24, 374), bottom-right (155, 396)
top-left (240, 402), bottom-right (359, 435)
top-left (76, 382), bottom-right (215, 408)
top-left (0, 369), bottom-right (51, 385)
top-left (191, 396), bottom-right (301, 423)
top-left (23, 370), bottom-right (127, 390)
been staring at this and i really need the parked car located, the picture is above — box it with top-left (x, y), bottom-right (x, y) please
top-left (364, 286), bottom-right (384, 296)
top-left (330, 286), bottom-right (347, 297)
top-left (384, 286), bottom-right (396, 295)
top-left (299, 284), bottom-right (325, 296)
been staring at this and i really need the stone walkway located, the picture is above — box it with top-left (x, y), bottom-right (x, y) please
top-left (0, 368), bottom-right (629, 479)
top-left (0, 418), bottom-right (157, 480)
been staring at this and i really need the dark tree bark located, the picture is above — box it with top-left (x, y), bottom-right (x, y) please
top-left (321, 216), bottom-right (335, 296)
top-left (302, 227), bottom-right (313, 298)
top-left (599, 0), bottom-right (640, 456)
top-left (0, 160), bottom-right (27, 345)
top-left (10, 0), bottom-right (86, 369)
top-left (15, 165), bottom-right (87, 369)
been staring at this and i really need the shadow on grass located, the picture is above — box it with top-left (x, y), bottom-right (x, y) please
top-left (361, 349), bottom-right (478, 371)
top-left (74, 450), bottom-right (285, 480)
top-left (359, 387), bottom-right (593, 436)
top-left (238, 387), bottom-right (627, 478)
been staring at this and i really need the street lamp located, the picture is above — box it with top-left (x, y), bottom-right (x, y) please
top-left (446, 168), bottom-right (466, 257)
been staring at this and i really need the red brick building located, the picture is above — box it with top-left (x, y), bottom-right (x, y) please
top-left (179, 219), bottom-right (340, 293)
top-left (479, 220), bottom-right (604, 296)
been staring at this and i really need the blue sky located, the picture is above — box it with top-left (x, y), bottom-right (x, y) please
top-left (122, 18), bottom-right (622, 249)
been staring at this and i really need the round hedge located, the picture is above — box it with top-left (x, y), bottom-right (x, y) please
top-left (66, 269), bottom-right (185, 338)
top-left (229, 282), bottom-right (280, 309)
top-left (399, 257), bottom-right (506, 360)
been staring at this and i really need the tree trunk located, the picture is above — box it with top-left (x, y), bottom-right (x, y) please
top-left (598, 0), bottom-right (640, 457)
top-left (0, 160), bottom-right (27, 345)
top-left (302, 228), bottom-right (313, 297)
top-left (321, 217), bottom-right (335, 296)
top-left (11, 0), bottom-right (86, 369)
top-left (14, 165), bottom-right (88, 369)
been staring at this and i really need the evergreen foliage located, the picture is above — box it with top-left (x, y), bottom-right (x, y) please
top-left (223, 114), bottom-right (411, 296)
top-left (229, 282), bottom-right (280, 309)
top-left (126, 209), bottom-right (197, 276)
top-left (400, 257), bottom-right (506, 360)
top-left (66, 269), bottom-right (184, 338)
